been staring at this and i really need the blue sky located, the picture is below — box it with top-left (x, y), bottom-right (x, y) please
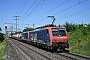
top-left (0, 0), bottom-right (90, 33)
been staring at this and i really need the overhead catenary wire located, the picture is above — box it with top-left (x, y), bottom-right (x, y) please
top-left (35, 17), bottom-right (47, 24)
top-left (27, 0), bottom-right (44, 17)
top-left (19, 0), bottom-right (28, 15)
top-left (23, 0), bottom-right (44, 21)
top-left (57, 8), bottom-right (90, 20)
top-left (0, 15), bottom-right (5, 23)
top-left (19, 0), bottom-right (46, 28)
top-left (21, 0), bottom-right (68, 23)
top-left (35, 8), bottom-right (90, 26)
top-left (35, 0), bottom-right (87, 24)
top-left (17, 0), bottom-right (28, 16)
top-left (16, 0), bottom-right (24, 15)
top-left (33, 0), bottom-right (69, 22)
top-left (28, 0), bottom-right (47, 18)
top-left (22, 0), bottom-right (44, 22)
top-left (54, 0), bottom-right (87, 15)
top-left (21, 0), bottom-right (37, 18)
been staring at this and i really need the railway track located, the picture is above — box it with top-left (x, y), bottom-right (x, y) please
top-left (62, 52), bottom-right (90, 60)
top-left (53, 50), bottom-right (90, 60)
top-left (8, 39), bottom-right (34, 60)
top-left (9, 38), bottom-right (52, 60)
top-left (8, 38), bottom-right (72, 60)
top-left (8, 38), bottom-right (90, 60)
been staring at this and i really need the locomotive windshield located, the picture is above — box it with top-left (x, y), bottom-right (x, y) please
top-left (52, 28), bottom-right (66, 36)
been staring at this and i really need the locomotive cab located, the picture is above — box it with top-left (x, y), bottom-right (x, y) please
top-left (45, 27), bottom-right (69, 51)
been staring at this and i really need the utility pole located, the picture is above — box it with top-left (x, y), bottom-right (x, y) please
top-left (13, 16), bottom-right (20, 32)
top-left (33, 23), bottom-right (34, 29)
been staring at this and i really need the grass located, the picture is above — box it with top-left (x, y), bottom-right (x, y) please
top-left (0, 58), bottom-right (4, 60)
top-left (0, 37), bottom-right (6, 60)
top-left (68, 29), bottom-right (90, 56)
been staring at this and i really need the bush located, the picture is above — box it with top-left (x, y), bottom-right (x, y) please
top-left (68, 28), bottom-right (90, 56)
top-left (0, 33), bottom-right (4, 42)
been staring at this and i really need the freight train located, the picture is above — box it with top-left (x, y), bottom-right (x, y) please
top-left (11, 25), bottom-right (69, 51)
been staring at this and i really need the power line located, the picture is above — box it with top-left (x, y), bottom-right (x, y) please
top-left (35, 0), bottom-right (87, 24)
top-left (22, 0), bottom-right (44, 22)
top-left (18, 0), bottom-right (28, 15)
top-left (16, 0), bottom-right (24, 15)
top-left (0, 15), bottom-right (5, 23)
top-left (57, 8), bottom-right (90, 20)
top-left (54, 0), bottom-right (87, 15)
top-left (35, 8), bottom-right (90, 26)
top-left (33, 0), bottom-right (68, 22)
top-left (19, 0), bottom-right (45, 28)
top-left (17, 0), bottom-right (28, 15)
top-left (35, 17), bottom-right (47, 24)
top-left (27, 0), bottom-right (43, 16)
top-left (21, 0), bottom-right (37, 18)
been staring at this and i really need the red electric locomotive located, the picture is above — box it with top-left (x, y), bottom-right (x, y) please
top-left (30, 25), bottom-right (69, 51)
top-left (12, 24), bottom-right (69, 51)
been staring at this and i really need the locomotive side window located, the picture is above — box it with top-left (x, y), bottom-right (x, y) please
top-left (52, 28), bottom-right (66, 36)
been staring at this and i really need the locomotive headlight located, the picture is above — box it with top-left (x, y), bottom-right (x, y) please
top-left (53, 40), bottom-right (56, 42)
top-left (64, 40), bottom-right (67, 42)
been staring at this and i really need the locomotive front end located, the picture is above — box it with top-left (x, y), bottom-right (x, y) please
top-left (51, 27), bottom-right (69, 50)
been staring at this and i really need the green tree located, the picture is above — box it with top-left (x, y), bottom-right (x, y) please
top-left (23, 27), bottom-right (34, 32)
top-left (63, 21), bottom-right (77, 32)
top-left (0, 33), bottom-right (4, 42)
top-left (0, 27), bottom-right (2, 31)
